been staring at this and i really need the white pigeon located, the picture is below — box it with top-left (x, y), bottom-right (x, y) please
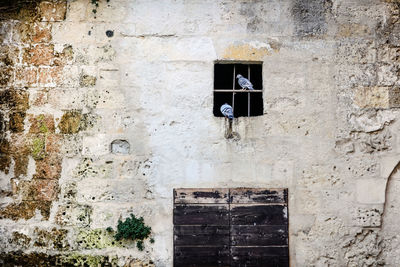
top-left (220, 103), bottom-right (234, 119)
top-left (236, 74), bottom-right (254, 90)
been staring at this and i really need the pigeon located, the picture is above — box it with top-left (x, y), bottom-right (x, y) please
top-left (236, 74), bottom-right (254, 90)
top-left (220, 103), bottom-right (234, 119)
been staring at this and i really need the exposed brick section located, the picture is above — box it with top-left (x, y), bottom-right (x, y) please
top-left (31, 179), bottom-right (59, 201)
top-left (9, 134), bottom-right (30, 177)
top-left (0, 138), bottom-right (11, 174)
top-left (0, 67), bottom-right (13, 86)
top-left (24, 44), bottom-right (54, 66)
top-left (9, 112), bottom-right (26, 133)
top-left (58, 111), bottom-right (82, 134)
top-left (389, 87), bottom-right (400, 107)
top-left (38, 66), bottom-right (61, 86)
top-left (0, 201), bottom-right (52, 220)
top-left (0, 46), bottom-right (19, 66)
top-left (28, 114), bottom-right (55, 134)
top-left (15, 67), bottom-right (38, 87)
top-left (31, 22), bottom-right (52, 43)
top-left (0, 0), bottom-right (68, 226)
top-left (45, 134), bottom-right (61, 154)
top-left (33, 155), bottom-right (62, 180)
top-left (39, 1), bottom-right (67, 22)
top-left (0, 89), bottom-right (30, 111)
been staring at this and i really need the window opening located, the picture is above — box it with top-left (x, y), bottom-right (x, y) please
top-left (214, 63), bottom-right (263, 118)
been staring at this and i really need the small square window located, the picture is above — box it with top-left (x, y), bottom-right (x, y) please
top-left (213, 62), bottom-right (263, 118)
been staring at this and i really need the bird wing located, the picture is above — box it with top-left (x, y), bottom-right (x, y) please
top-left (239, 77), bottom-right (253, 89)
top-left (220, 104), bottom-right (233, 119)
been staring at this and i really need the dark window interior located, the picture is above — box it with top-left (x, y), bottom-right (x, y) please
top-left (214, 63), bottom-right (263, 118)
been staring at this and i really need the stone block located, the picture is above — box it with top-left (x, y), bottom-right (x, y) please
top-left (33, 155), bottom-right (62, 180)
top-left (28, 114), bottom-right (55, 134)
top-left (348, 109), bottom-right (396, 133)
top-left (79, 74), bottom-right (96, 87)
top-left (0, 90), bottom-right (29, 111)
top-left (128, 37), bottom-right (216, 62)
top-left (31, 22), bottom-right (52, 43)
top-left (354, 86), bottom-right (389, 109)
top-left (65, 0), bottom-right (88, 22)
top-left (32, 179), bottom-right (59, 201)
top-left (0, 66), bottom-right (13, 87)
top-left (0, 45), bottom-right (19, 66)
top-left (354, 206), bottom-right (382, 227)
top-left (59, 135), bottom-right (82, 158)
top-left (356, 179), bottom-right (386, 204)
top-left (37, 67), bottom-right (60, 87)
top-left (336, 23), bottom-right (371, 38)
top-left (47, 88), bottom-right (83, 110)
top-left (58, 110), bottom-right (82, 134)
top-left (9, 112), bottom-right (26, 133)
top-left (14, 67), bottom-right (38, 87)
top-left (289, 214), bottom-right (316, 235)
top-left (39, 1), bottom-right (67, 22)
top-left (59, 65), bottom-right (80, 87)
top-left (294, 189), bottom-right (320, 214)
top-left (389, 87), bottom-right (400, 108)
top-left (380, 155), bottom-right (400, 178)
top-left (336, 63), bottom-right (376, 89)
top-left (51, 22), bottom-right (91, 45)
top-left (55, 203), bottom-right (91, 227)
top-left (377, 64), bottom-right (398, 86)
top-left (45, 134), bottom-right (61, 154)
top-left (24, 44), bottom-right (54, 66)
top-left (82, 134), bottom-right (109, 156)
top-left (19, 179), bottom-right (58, 201)
top-left (84, 88), bottom-right (125, 109)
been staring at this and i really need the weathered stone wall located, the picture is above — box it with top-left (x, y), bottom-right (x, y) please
top-left (1, 0), bottom-right (400, 266)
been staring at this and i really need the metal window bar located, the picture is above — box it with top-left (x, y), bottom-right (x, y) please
top-left (214, 90), bottom-right (262, 92)
top-left (232, 65), bottom-right (235, 114)
top-left (248, 65), bottom-right (250, 117)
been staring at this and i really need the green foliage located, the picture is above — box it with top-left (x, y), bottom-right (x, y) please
top-left (113, 214), bottom-right (152, 250)
top-left (91, 0), bottom-right (99, 15)
top-left (136, 240), bottom-right (144, 251)
top-left (31, 137), bottom-right (45, 160)
top-left (106, 227), bottom-right (113, 232)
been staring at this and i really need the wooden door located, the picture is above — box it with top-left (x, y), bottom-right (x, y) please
top-left (173, 188), bottom-right (289, 267)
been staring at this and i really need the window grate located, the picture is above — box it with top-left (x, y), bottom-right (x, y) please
top-left (213, 62), bottom-right (263, 118)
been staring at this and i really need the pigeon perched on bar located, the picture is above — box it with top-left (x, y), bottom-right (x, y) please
top-left (220, 103), bottom-right (234, 119)
top-left (236, 74), bottom-right (254, 90)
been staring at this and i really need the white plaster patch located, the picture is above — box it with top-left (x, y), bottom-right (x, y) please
top-left (356, 178), bottom-right (387, 204)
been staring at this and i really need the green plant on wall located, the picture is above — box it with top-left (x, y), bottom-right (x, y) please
top-left (91, 0), bottom-right (99, 14)
top-left (108, 214), bottom-right (153, 251)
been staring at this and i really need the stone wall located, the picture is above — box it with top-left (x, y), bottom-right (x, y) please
top-left (1, 0), bottom-right (400, 266)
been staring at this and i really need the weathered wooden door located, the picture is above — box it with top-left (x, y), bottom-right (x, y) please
top-left (173, 188), bottom-right (289, 267)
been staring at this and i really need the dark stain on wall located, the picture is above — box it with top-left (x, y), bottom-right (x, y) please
top-left (0, 0), bottom-right (41, 21)
top-left (292, 0), bottom-right (332, 38)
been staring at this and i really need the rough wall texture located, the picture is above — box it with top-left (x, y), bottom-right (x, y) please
top-left (1, 0), bottom-right (400, 266)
